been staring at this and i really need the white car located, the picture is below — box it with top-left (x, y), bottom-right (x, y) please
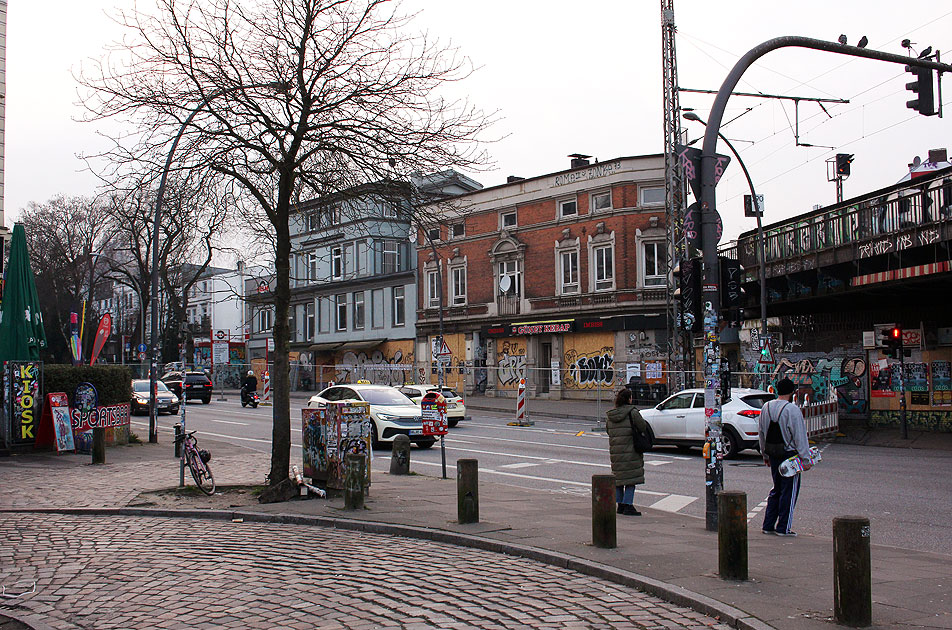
top-left (639, 388), bottom-right (776, 458)
top-left (307, 384), bottom-right (435, 449)
top-left (397, 385), bottom-right (467, 427)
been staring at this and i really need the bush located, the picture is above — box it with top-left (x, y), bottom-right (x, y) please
top-left (44, 364), bottom-right (133, 406)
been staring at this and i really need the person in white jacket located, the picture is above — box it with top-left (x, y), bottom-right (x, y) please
top-left (758, 377), bottom-right (812, 537)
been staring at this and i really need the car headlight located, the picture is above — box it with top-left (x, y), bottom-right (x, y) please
top-left (170, 395), bottom-right (179, 404)
top-left (376, 412), bottom-right (398, 422)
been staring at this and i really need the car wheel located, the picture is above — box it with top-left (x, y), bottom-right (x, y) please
top-left (201, 397), bottom-right (211, 405)
top-left (370, 424), bottom-right (382, 450)
top-left (675, 444), bottom-right (694, 454)
top-left (170, 407), bottom-right (179, 415)
top-left (416, 439), bottom-right (436, 449)
top-left (241, 401), bottom-right (247, 408)
top-left (722, 426), bottom-right (741, 459)
top-left (448, 419), bottom-right (459, 428)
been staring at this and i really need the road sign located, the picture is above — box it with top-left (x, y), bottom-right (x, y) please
top-left (431, 337), bottom-right (452, 361)
top-left (213, 329), bottom-right (229, 341)
top-left (759, 337), bottom-right (775, 365)
top-left (137, 343), bottom-right (147, 353)
top-left (137, 351), bottom-right (146, 361)
top-left (267, 337), bottom-right (275, 352)
top-left (744, 194), bottom-right (764, 217)
top-left (212, 341), bottom-right (229, 365)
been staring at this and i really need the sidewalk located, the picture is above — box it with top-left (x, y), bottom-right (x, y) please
top-left (3, 438), bottom-right (950, 630)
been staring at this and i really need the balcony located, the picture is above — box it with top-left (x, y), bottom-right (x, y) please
top-left (497, 294), bottom-right (521, 316)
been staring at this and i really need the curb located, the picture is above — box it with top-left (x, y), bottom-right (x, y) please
top-left (1, 507), bottom-right (772, 630)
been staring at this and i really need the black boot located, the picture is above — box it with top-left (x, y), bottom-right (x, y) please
top-left (618, 504), bottom-right (641, 516)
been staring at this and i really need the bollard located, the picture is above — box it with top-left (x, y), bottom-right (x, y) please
top-left (717, 490), bottom-right (748, 580)
top-left (173, 423), bottom-right (182, 458)
top-left (833, 516), bottom-right (871, 627)
top-left (592, 474), bottom-right (616, 549)
top-left (91, 428), bottom-right (106, 465)
top-left (344, 453), bottom-right (365, 510)
top-left (389, 434), bottom-right (411, 475)
top-left (457, 459), bottom-right (479, 524)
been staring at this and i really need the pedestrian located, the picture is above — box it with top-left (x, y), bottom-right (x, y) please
top-left (605, 387), bottom-right (647, 516)
top-left (758, 377), bottom-right (812, 537)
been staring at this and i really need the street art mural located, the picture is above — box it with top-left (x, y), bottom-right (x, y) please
top-left (335, 341), bottom-right (414, 386)
top-left (495, 339), bottom-right (526, 389)
top-left (563, 332), bottom-right (616, 390)
top-left (772, 354), bottom-right (868, 415)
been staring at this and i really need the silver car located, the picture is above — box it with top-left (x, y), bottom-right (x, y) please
top-left (639, 388), bottom-right (775, 458)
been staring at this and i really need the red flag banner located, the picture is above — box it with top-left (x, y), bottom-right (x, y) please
top-left (89, 313), bottom-right (113, 365)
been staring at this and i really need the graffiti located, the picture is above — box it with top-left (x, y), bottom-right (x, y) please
top-left (870, 410), bottom-right (952, 432)
top-left (781, 339), bottom-right (803, 353)
top-left (919, 228), bottom-right (940, 246)
top-left (496, 341), bottom-right (526, 387)
top-left (336, 348), bottom-right (414, 386)
top-left (858, 238), bottom-right (893, 258)
top-left (564, 347), bottom-right (614, 389)
top-left (896, 233), bottom-right (914, 251)
top-left (773, 355), bottom-right (867, 415)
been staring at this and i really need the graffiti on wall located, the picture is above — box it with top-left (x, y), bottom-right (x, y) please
top-left (564, 347), bottom-right (615, 389)
top-left (496, 340), bottom-right (526, 388)
top-left (773, 355), bottom-right (867, 414)
top-left (335, 345), bottom-right (414, 386)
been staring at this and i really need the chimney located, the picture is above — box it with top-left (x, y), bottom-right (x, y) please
top-left (568, 153), bottom-right (591, 169)
top-left (928, 148), bottom-right (948, 164)
top-left (507, 176), bottom-right (525, 183)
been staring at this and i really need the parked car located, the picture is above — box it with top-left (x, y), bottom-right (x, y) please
top-left (307, 384), bottom-right (434, 449)
top-left (160, 371), bottom-right (213, 404)
top-left (397, 384), bottom-right (467, 427)
top-left (639, 388), bottom-right (776, 458)
top-left (131, 379), bottom-right (180, 415)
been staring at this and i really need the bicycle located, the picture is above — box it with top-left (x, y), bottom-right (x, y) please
top-left (176, 430), bottom-right (216, 495)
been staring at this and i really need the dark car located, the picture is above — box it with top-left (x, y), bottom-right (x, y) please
top-left (131, 379), bottom-right (180, 415)
top-left (161, 371), bottom-right (213, 404)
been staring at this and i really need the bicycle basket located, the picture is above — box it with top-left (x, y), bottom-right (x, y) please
top-left (199, 449), bottom-right (212, 463)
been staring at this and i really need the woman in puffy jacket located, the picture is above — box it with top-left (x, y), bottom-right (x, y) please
top-left (605, 388), bottom-right (647, 515)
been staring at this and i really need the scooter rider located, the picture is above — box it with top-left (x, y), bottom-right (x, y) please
top-left (241, 370), bottom-right (258, 401)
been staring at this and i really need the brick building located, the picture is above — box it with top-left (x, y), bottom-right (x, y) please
top-left (414, 155), bottom-right (671, 400)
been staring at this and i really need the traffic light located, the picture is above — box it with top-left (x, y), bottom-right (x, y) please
top-left (720, 358), bottom-right (732, 404)
top-left (880, 326), bottom-right (902, 358)
top-left (835, 153), bottom-right (853, 177)
top-left (719, 256), bottom-right (743, 327)
top-left (905, 65), bottom-right (936, 116)
top-left (675, 257), bottom-right (702, 332)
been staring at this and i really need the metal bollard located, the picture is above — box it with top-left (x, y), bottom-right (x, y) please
top-left (344, 453), bottom-right (366, 510)
top-left (717, 490), bottom-right (748, 580)
top-left (592, 474), bottom-right (616, 549)
top-left (457, 459), bottom-right (479, 524)
top-left (173, 423), bottom-right (182, 458)
top-left (91, 428), bottom-right (106, 465)
top-left (389, 434), bottom-right (411, 475)
top-left (833, 516), bottom-right (872, 627)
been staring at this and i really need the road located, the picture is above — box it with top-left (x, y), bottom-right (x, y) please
top-left (132, 399), bottom-right (952, 556)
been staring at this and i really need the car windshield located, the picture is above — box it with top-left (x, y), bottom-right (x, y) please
top-left (428, 388), bottom-right (459, 398)
top-left (133, 381), bottom-right (170, 393)
top-left (359, 388), bottom-right (414, 406)
top-left (740, 394), bottom-right (775, 409)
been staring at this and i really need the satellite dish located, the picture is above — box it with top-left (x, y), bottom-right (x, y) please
top-left (499, 274), bottom-right (512, 293)
top-left (408, 229), bottom-right (417, 244)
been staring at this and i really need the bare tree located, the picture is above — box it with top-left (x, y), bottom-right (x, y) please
top-left (80, 0), bottom-right (492, 484)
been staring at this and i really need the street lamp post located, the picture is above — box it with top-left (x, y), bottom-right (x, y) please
top-left (148, 81), bottom-right (289, 443)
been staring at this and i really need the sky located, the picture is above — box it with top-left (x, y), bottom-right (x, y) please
top-left (5, 1), bottom-right (952, 243)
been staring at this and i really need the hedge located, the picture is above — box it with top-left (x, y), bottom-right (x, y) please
top-left (43, 364), bottom-right (133, 407)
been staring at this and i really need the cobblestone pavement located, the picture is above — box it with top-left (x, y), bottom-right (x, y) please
top-left (0, 513), bottom-right (730, 630)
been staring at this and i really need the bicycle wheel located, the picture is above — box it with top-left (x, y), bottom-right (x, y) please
top-left (186, 448), bottom-right (216, 495)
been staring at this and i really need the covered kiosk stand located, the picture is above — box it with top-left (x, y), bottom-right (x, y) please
top-left (302, 401), bottom-right (372, 492)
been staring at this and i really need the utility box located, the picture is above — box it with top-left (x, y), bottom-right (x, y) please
top-left (302, 401), bottom-right (372, 491)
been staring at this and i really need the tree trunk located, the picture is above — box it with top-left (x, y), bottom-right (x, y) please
top-left (268, 176), bottom-right (294, 485)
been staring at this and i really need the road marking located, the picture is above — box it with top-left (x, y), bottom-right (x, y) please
top-left (207, 419), bottom-right (249, 426)
top-left (130, 422), bottom-right (301, 448)
top-left (645, 460), bottom-right (673, 466)
top-left (498, 462), bottom-right (539, 470)
top-left (443, 433), bottom-right (691, 459)
top-left (649, 494), bottom-right (697, 512)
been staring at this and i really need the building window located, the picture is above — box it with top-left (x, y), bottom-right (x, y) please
top-left (451, 266), bottom-right (467, 306)
top-left (593, 244), bottom-right (615, 291)
top-left (257, 308), bottom-right (273, 332)
top-left (427, 270), bottom-right (441, 308)
top-left (393, 286), bottom-right (406, 326)
top-left (307, 252), bottom-right (318, 283)
top-left (356, 240), bottom-right (369, 277)
top-left (501, 211), bottom-right (517, 229)
top-left (451, 222), bottom-right (465, 239)
top-left (331, 247), bottom-right (343, 280)
top-left (643, 241), bottom-right (667, 287)
top-left (592, 190), bottom-right (612, 212)
top-left (382, 240), bottom-right (399, 274)
top-left (559, 250), bottom-right (579, 294)
top-left (641, 186), bottom-right (665, 206)
top-left (559, 198), bottom-right (578, 218)
top-left (372, 289), bottom-right (384, 329)
top-left (335, 294), bottom-right (347, 331)
top-left (498, 260), bottom-right (522, 296)
top-left (353, 291), bottom-right (365, 330)
top-left (318, 297), bottom-right (330, 333)
top-left (381, 201), bottom-right (397, 218)
top-left (324, 203), bottom-right (341, 225)
top-left (305, 301), bottom-right (315, 340)
top-left (427, 226), bottom-right (441, 242)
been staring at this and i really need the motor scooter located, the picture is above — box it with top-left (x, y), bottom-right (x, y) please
top-left (241, 388), bottom-right (260, 408)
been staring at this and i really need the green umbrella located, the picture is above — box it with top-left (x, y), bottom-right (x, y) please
top-left (0, 224), bottom-right (47, 362)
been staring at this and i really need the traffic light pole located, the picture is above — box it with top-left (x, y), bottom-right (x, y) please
top-left (698, 36), bottom-right (951, 531)
top-left (898, 335), bottom-right (907, 440)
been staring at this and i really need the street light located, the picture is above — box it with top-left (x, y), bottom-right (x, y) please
top-left (148, 81), bottom-right (290, 443)
top-left (682, 112), bottom-right (769, 364)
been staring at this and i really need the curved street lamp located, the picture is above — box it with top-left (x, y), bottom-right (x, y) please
top-left (148, 81), bottom-right (290, 442)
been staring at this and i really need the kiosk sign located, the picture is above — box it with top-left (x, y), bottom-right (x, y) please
top-left (420, 391), bottom-right (447, 436)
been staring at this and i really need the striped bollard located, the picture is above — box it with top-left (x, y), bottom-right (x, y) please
top-left (261, 371), bottom-right (272, 406)
top-left (507, 377), bottom-right (534, 426)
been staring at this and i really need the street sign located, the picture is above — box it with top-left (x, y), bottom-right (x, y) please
top-left (213, 329), bottom-right (229, 341)
top-left (267, 337), bottom-right (275, 352)
top-left (137, 343), bottom-right (147, 353)
top-left (431, 337), bottom-right (452, 361)
top-left (212, 341), bottom-right (229, 365)
top-left (759, 337), bottom-right (775, 365)
top-left (744, 194), bottom-right (764, 218)
top-left (137, 351), bottom-right (146, 361)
